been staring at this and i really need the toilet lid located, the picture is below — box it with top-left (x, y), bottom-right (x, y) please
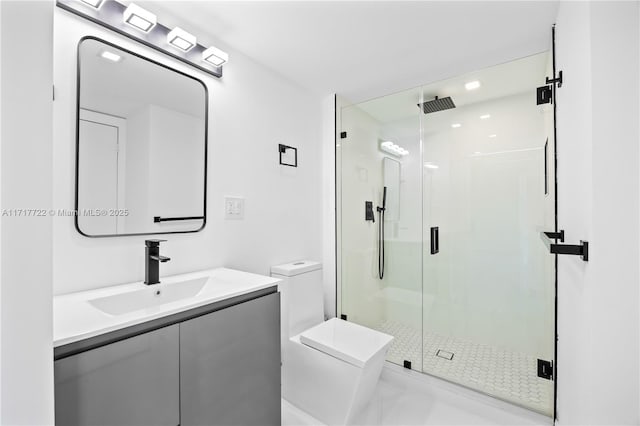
top-left (299, 318), bottom-right (394, 368)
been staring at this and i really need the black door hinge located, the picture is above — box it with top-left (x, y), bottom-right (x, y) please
top-left (340, 131), bottom-right (347, 139)
top-left (537, 85), bottom-right (553, 105)
top-left (537, 359), bottom-right (554, 380)
top-left (546, 70), bottom-right (563, 88)
top-left (340, 314), bottom-right (347, 320)
top-left (403, 360), bottom-right (412, 369)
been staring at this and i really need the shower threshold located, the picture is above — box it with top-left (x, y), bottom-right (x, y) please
top-left (374, 320), bottom-right (553, 416)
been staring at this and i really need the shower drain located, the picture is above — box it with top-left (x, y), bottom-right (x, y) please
top-left (436, 349), bottom-right (454, 360)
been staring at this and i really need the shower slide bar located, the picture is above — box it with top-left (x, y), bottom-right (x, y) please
top-left (540, 230), bottom-right (589, 261)
top-left (377, 187), bottom-right (387, 279)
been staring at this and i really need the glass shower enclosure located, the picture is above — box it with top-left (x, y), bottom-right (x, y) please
top-left (337, 52), bottom-right (556, 416)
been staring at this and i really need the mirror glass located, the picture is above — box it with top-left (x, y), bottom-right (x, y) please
top-left (76, 37), bottom-right (207, 237)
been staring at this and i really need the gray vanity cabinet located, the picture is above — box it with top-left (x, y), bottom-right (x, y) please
top-left (180, 292), bottom-right (281, 426)
top-left (54, 325), bottom-right (180, 426)
top-left (54, 288), bottom-right (280, 426)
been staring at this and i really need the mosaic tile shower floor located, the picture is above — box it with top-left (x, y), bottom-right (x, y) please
top-left (374, 320), bottom-right (552, 415)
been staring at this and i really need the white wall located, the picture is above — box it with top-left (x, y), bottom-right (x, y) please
top-left (0, 1), bottom-right (55, 425)
top-left (120, 104), bottom-right (206, 235)
top-left (148, 105), bottom-right (204, 230)
top-left (555, 1), bottom-right (639, 424)
top-left (53, 9), bottom-right (323, 295)
top-left (124, 106), bottom-right (151, 233)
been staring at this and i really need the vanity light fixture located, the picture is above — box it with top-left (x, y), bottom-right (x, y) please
top-left (465, 80), bottom-right (481, 91)
top-left (57, 0), bottom-right (226, 78)
top-left (380, 141), bottom-right (408, 157)
top-left (79, 0), bottom-right (105, 9)
top-left (123, 3), bottom-right (157, 33)
top-left (167, 27), bottom-right (197, 52)
top-left (451, 123), bottom-right (462, 128)
top-left (99, 50), bottom-right (122, 62)
top-left (202, 46), bottom-right (229, 66)
top-left (480, 114), bottom-right (491, 119)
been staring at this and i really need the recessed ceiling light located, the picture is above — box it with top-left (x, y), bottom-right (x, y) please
top-left (79, 0), bottom-right (105, 9)
top-left (202, 46), bottom-right (229, 66)
top-left (488, 134), bottom-right (497, 138)
top-left (123, 3), bottom-right (157, 33)
top-left (480, 114), bottom-right (491, 119)
top-left (99, 50), bottom-right (122, 62)
top-left (451, 123), bottom-right (462, 128)
top-left (167, 27), bottom-right (196, 52)
top-left (465, 80), bottom-right (481, 91)
top-left (424, 162), bottom-right (439, 169)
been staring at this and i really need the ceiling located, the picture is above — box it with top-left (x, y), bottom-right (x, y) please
top-left (138, 1), bottom-right (559, 103)
top-left (356, 51), bottom-right (549, 123)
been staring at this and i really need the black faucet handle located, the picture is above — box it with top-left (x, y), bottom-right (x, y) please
top-left (145, 239), bottom-right (167, 247)
top-left (149, 255), bottom-right (171, 263)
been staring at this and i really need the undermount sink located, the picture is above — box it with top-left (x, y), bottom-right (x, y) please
top-left (89, 277), bottom-right (208, 316)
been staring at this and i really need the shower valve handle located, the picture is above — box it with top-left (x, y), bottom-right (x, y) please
top-left (365, 201), bottom-right (375, 222)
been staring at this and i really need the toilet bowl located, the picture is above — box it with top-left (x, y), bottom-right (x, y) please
top-left (272, 261), bottom-right (393, 425)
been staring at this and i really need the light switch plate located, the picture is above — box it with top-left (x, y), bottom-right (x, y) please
top-left (224, 196), bottom-right (244, 220)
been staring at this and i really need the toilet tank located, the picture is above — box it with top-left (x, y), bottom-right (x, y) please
top-left (271, 261), bottom-right (324, 338)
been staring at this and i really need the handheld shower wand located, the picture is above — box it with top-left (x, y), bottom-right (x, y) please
top-left (377, 187), bottom-right (387, 279)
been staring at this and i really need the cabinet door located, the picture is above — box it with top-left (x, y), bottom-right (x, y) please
top-left (55, 325), bottom-right (180, 426)
top-left (180, 292), bottom-right (281, 426)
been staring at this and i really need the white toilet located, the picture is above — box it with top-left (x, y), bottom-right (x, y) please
top-left (271, 261), bottom-right (393, 425)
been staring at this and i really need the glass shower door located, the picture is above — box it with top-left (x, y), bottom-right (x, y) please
top-left (420, 52), bottom-right (555, 415)
top-left (337, 51), bottom-right (556, 417)
top-left (338, 87), bottom-right (424, 371)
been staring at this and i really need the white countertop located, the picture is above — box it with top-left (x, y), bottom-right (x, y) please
top-left (54, 268), bottom-right (281, 347)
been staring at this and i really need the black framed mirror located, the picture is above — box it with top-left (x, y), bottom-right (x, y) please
top-left (75, 37), bottom-right (208, 237)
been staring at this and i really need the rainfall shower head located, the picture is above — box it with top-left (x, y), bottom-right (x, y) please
top-left (418, 96), bottom-right (456, 114)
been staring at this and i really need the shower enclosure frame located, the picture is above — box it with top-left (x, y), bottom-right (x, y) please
top-left (334, 26), bottom-right (562, 421)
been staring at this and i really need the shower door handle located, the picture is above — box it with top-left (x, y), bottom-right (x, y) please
top-left (430, 227), bottom-right (439, 255)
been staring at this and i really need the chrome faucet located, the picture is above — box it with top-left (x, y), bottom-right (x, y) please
top-left (144, 239), bottom-right (170, 285)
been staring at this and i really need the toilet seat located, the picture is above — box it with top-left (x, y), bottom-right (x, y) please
top-left (299, 318), bottom-right (394, 368)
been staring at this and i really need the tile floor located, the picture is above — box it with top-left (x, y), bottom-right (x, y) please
top-left (374, 320), bottom-right (553, 415)
top-left (282, 362), bottom-right (552, 426)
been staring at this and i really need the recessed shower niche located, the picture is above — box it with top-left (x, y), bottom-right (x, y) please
top-left (75, 37), bottom-right (207, 237)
